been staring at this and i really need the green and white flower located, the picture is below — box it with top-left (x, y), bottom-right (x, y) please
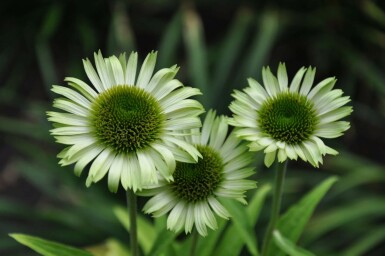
top-left (47, 51), bottom-right (204, 192)
top-left (228, 63), bottom-right (352, 168)
top-left (141, 110), bottom-right (256, 236)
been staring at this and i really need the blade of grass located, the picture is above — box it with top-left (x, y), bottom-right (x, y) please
top-left (182, 3), bottom-right (210, 107)
top-left (303, 197), bottom-right (385, 245)
top-left (341, 224), bottom-right (385, 256)
top-left (157, 11), bottom-right (182, 68)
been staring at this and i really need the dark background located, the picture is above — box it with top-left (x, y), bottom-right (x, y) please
top-left (1, 0), bottom-right (385, 255)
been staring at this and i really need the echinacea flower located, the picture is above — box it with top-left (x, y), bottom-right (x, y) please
top-left (141, 110), bottom-right (256, 236)
top-left (47, 51), bottom-right (204, 192)
top-left (228, 63), bottom-right (352, 167)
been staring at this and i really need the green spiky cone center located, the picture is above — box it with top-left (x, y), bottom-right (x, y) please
top-left (90, 85), bottom-right (164, 153)
top-left (171, 145), bottom-right (223, 202)
top-left (258, 92), bottom-right (318, 144)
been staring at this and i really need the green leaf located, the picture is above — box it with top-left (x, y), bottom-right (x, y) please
top-left (215, 184), bottom-right (271, 256)
top-left (220, 199), bottom-right (258, 255)
top-left (113, 206), bottom-right (156, 254)
top-left (273, 230), bottom-right (315, 256)
top-left (268, 176), bottom-right (338, 256)
top-left (9, 234), bottom-right (92, 256)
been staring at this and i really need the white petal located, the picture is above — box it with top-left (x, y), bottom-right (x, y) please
top-left (109, 56), bottom-right (125, 85)
top-left (88, 149), bottom-right (116, 184)
top-left (307, 77), bottom-right (336, 100)
top-left (277, 62), bottom-right (288, 91)
top-left (82, 58), bottom-right (104, 92)
top-left (149, 148), bottom-right (173, 181)
top-left (194, 203), bottom-right (208, 236)
top-left (65, 77), bottom-right (98, 100)
top-left (51, 85), bottom-right (91, 110)
top-left (137, 51), bottom-right (157, 89)
top-left (289, 67), bottom-right (306, 93)
top-left (264, 150), bottom-right (277, 167)
top-left (209, 116), bottom-right (228, 150)
top-left (146, 67), bottom-right (178, 93)
top-left (125, 52), bottom-right (138, 85)
top-left (165, 117), bottom-right (201, 131)
top-left (262, 66), bottom-right (279, 97)
top-left (208, 197), bottom-right (230, 219)
top-left (137, 151), bottom-right (158, 185)
top-left (47, 112), bottom-right (88, 126)
top-left (73, 145), bottom-right (104, 176)
top-left (299, 66), bottom-right (316, 96)
top-left (50, 126), bottom-right (90, 136)
top-left (285, 145), bottom-right (297, 160)
top-left (151, 143), bottom-right (176, 174)
top-left (152, 79), bottom-right (183, 100)
top-left (126, 153), bottom-right (142, 192)
top-left (107, 154), bottom-right (124, 192)
top-left (143, 191), bottom-right (174, 214)
top-left (247, 78), bottom-right (268, 102)
top-left (318, 106), bottom-right (353, 124)
top-left (165, 136), bottom-right (201, 162)
top-left (277, 148), bottom-right (287, 162)
top-left (53, 98), bottom-right (89, 117)
top-left (160, 87), bottom-right (202, 110)
top-left (167, 201), bottom-right (187, 232)
top-left (94, 51), bottom-right (114, 89)
top-left (185, 204), bottom-right (195, 234)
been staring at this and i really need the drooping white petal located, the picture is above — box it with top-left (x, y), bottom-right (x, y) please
top-left (108, 154), bottom-right (124, 193)
top-left (167, 201), bottom-right (187, 232)
top-left (207, 197), bottom-right (230, 219)
top-left (264, 150), bottom-right (277, 167)
top-left (137, 151), bottom-right (158, 185)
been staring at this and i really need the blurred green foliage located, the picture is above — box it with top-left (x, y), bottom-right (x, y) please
top-left (1, 0), bottom-right (385, 255)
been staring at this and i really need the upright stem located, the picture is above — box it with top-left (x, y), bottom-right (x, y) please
top-left (127, 189), bottom-right (139, 256)
top-left (189, 229), bottom-right (199, 256)
top-left (261, 161), bottom-right (288, 256)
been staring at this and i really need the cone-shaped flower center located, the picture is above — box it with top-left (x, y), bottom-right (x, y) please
top-left (258, 92), bottom-right (318, 144)
top-left (90, 85), bottom-right (164, 153)
top-left (171, 145), bottom-right (223, 202)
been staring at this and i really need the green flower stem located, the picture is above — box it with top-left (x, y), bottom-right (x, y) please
top-left (189, 229), bottom-right (199, 256)
top-left (127, 189), bottom-right (139, 256)
top-left (261, 160), bottom-right (288, 256)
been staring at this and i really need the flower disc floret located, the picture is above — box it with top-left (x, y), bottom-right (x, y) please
top-left (91, 85), bottom-right (164, 153)
top-left (258, 92), bottom-right (318, 144)
top-left (171, 145), bottom-right (223, 203)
